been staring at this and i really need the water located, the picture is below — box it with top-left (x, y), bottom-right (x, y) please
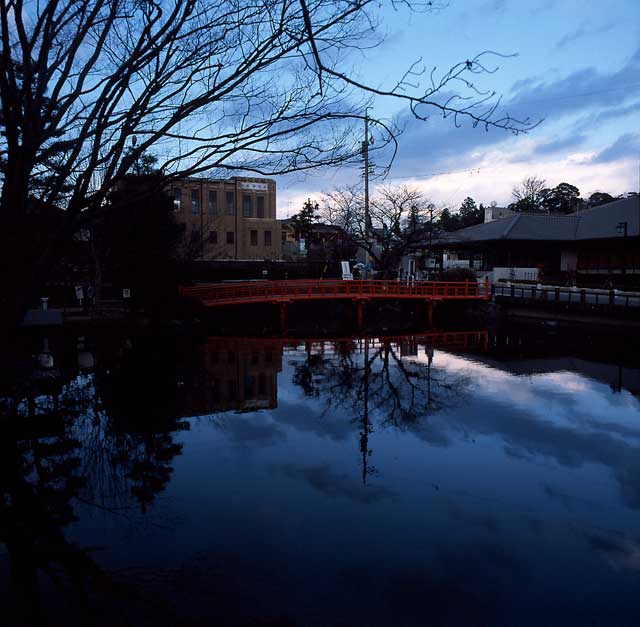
top-left (2, 326), bottom-right (640, 626)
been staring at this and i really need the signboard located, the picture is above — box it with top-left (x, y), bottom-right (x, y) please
top-left (122, 288), bottom-right (131, 299)
top-left (75, 286), bottom-right (84, 302)
top-left (239, 182), bottom-right (269, 191)
top-left (341, 261), bottom-right (353, 280)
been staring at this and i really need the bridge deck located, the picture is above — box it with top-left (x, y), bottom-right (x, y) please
top-left (181, 279), bottom-right (488, 307)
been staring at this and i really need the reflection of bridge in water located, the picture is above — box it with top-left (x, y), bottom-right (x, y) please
top-left (180, 280), bottom-right (489, 329)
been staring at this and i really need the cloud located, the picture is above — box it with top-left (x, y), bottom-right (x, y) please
top-left (589, 535), bottom-right (640, 571)
top-left (273, 398), bottom-right (356, 441)
top-left (594, 133), bottom-right (640, 163)
top-left (592, 101), bottom-right (640, 124)
top-left (213, 415), bottom-right (286, 445)
top-left (507, 47), bottom-right (640, 117)
top-left (533, 134), bottom-right (588, 156)
top-left (274, 462), bottom-right (398, 503)
top-left (278, 49), bottom-right (640, 213)
top-left (385, 46), bottom-right (640, 174)
top-left (556, 22), bottom-right (614, 49)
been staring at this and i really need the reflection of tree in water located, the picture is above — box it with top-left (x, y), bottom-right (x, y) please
top-left (292, 337), bottom-right (469, 423)
top-left (290, 335), bottom-right (475, 482)
top-left (0, 334), bottom-right (186, 623)
top-left (89, 336), bottom-right (187, 512)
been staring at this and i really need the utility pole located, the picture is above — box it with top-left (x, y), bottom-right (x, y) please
top-left (363, 111), bottom-right (370, 234)
top-left (361, 108), bottom-right (373, 276)
top-left (428, 204), bottom-right (434, 247)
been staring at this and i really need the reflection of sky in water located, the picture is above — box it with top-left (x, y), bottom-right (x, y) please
top-left (68, 344), bottom-right (640, 626)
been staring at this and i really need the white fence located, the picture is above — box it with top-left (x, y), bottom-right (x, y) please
top-left (492, 267), bottom-right (539, 282)
top-left (492, 282), bottom-right (640, 308)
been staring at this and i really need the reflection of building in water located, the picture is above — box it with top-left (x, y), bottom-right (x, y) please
top-left (482, 330), bottom-right (640, 397)
top-left (483, 356), bottom-right (640, 397)
top-left (182, 339), bottom-right (283, 416)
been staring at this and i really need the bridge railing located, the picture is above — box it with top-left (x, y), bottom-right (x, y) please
top-left (180, 279), bottom-right (486, 305)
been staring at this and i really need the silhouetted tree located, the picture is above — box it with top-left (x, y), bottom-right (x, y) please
top-left (90, 174), bottom-right (181, 313)
top-left (589, 191), bottom-right (615, 207)
top-left (322, 185), bottom-right (431, 276)
top-left (510, 177), bottom-right (547, 212)
top-left (540, 182), bottom-right (580, 214)
top-left (0, 0), bottom-right (536, 324)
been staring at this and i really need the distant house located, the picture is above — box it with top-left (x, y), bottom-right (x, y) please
top-left (425, 196), bottom-right (640, 283)
top-left (280, 220), bottom-right (357, 262)
top-left (484, 204), bottom-right (515, 222)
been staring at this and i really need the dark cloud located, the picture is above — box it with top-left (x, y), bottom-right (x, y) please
top-left (588, 534), bottom-right (640, 571)
top-left (273, 399), bottom-right (356, 441)
top-left (407, 394), bottom-right (640, 509)
top-left (594, 133), bottom-right (640, 163)
top-left (556, 22), bottom-right (614, 49)
top-left (385, 47), bottom-right (640, 175)
top-left (533, 134), bottom-right (587, 155)
top-left (542, 482), bottom-right (603, 513)
top-left (213, 414), bottom-right (286, 445)
top-left (592, 101), bottom-right (640, 124)
top-left (508, 47), bottom-right (640, 118)
top-left (274, 462), bottom-right (398, 503)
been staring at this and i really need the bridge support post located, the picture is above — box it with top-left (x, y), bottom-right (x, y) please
top-left (356, 300), bottom-right (364, 329)
top-left (427, 301), bottom-right (434, 327)
top-left (279, 302), bottom-right (287, 332)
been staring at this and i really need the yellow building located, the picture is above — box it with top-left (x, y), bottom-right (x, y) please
top-left (170, 176), bottom-right (281, 260)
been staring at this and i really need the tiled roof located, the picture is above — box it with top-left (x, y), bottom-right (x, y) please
top-left (432, 196), bottom-right (639, 245)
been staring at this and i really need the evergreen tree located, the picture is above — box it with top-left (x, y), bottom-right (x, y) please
top-left (291, 198), bottom-right (320, 240)
top-left (458, 197), bottom-right (483, 227)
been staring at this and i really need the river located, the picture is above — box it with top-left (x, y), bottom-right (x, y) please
top-left (1, 323), bottom-right (640, 626)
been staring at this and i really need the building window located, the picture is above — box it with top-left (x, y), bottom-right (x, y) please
top-left (264, 230), bottom-right (272, 246)
top-left (243, 194), bottom-right (252, 217)
top-left (226, 191), bottom-right (234, 215)
top-left (173, 188), bottom-right (182, 210)
top-left (191, 189), bottom-right (199, 214)
top-left (250, 230), bottom-right (258, 246)
top-left (209, 230), bottom-right (217, 244)
top-left (208, 191), bottom-right (217, 214)
top-left (226, 231), bottom-right (235, 245)
top-left (257, 196), bottom-right (265, 218)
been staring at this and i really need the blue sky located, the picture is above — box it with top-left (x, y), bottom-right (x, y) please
top-left (279, 0), bottom-right (640, 214)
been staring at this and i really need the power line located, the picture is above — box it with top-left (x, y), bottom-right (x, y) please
top-left (385, 167), bottom-right (481, 180)
top-left (506, 82), bottom-right (640, 107)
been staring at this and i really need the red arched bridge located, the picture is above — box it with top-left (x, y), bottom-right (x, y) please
top-left (180, 279), bottom-right (489, 329)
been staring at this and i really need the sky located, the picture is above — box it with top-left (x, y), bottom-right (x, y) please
top-left (277, 0), bottom-right (640, 216)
